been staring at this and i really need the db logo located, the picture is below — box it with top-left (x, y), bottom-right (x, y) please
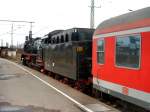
top-left (122, 87), bottom-right (129, 95)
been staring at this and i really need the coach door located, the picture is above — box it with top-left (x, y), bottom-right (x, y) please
top-left (96, 39), bottom-right (105, 79)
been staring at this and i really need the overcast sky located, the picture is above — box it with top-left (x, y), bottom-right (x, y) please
top-left (0, 0), bottom-right (149, 46)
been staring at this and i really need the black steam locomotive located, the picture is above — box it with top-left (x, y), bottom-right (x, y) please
top-left (21, 28), bottom-right (94, 81)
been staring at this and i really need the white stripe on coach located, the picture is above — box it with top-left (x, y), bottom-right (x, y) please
top-left (93, 77), bottom-right (150, 103)
top-left (93, 26), bottom-right (150, 39)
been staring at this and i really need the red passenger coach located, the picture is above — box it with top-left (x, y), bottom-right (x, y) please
top-left (92, 7), bottom-right (150, 110)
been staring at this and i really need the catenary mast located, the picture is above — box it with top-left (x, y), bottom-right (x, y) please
top-left (90, 0), bottom-right (95, 28)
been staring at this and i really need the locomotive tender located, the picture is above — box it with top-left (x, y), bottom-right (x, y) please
top-left (44, 28), bottom-right (94, 80)
top-left (92, 7), bottom-right (150, 110)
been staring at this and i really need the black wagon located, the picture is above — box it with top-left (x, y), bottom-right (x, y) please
top-left (44, 28), bottom-right (94, 81)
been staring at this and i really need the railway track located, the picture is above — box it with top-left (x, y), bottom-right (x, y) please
top-left (18, 58), bottom-right (149, 112)
top-left (1, 56), bottom-right (149, 112)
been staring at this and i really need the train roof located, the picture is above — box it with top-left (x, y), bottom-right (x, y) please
top-left (52, 28), bottom-right (94, 35)
top-left (51, 28), bottom-right (95, 41)
top-left (94, 7), bottom-right (150, 35)
top-left (70, 27), bottom-right (95, 32)
top-left (33, 37), bottom-right (41, 40)
top-left (48, 30), bottom-right (64, 36)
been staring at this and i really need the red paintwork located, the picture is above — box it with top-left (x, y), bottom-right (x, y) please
top-left (94, 18), bottom-right (150, 35)
top-left (92, 32), bottom-right (150, 93)
top-left (122, 87), bottom-right (129, 95)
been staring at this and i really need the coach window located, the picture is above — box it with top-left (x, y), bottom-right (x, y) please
top-left (71, 32), bottom-right (79, 41)
top-left (116, 34), bottom-right (140, 68)
top-left (53, 37), bottom-right (56, 44)
top-left (53, 38), bottom-right (56, 44)
top-left (65, 34), bottom-right (69, 42)
top-left (61, 35), bottom-right (64, 43)
top-left (51, 38), bottom-right (53, 44)
top-left (50, 38), bottom-right (52, 44)
top-left (48, 38), bottom-right (51, 44)
top-left (97, 39), bottom-right (104, 64)
top-left (57, 36), bottom-right (59, 44)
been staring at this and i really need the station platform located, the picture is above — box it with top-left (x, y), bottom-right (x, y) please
top-left (0, 58), bottom-right (120, 112)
